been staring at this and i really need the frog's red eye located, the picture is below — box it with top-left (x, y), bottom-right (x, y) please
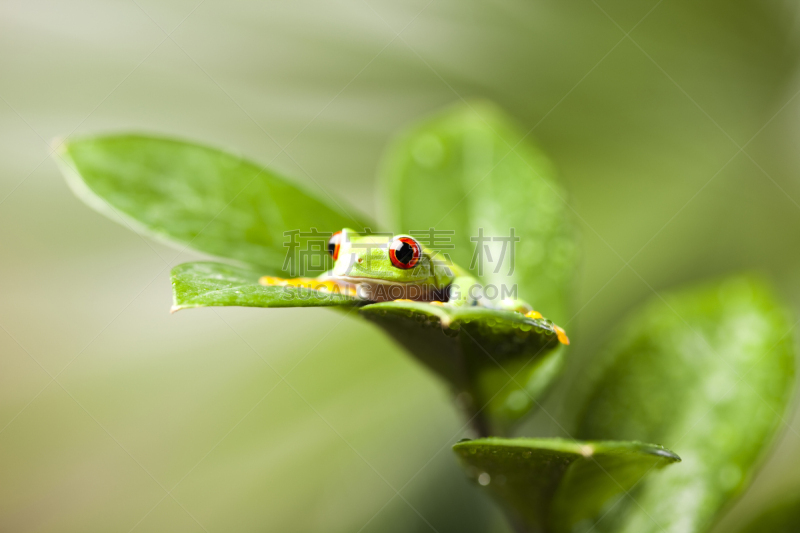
top-left (389, 237), bottom-right (420, 269)
top-left (328, 231), bottom-right (342, 260)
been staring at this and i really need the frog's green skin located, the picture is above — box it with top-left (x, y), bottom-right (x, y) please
top-left (325, 229), bottom-right (533, 314)
top-left (260, 229), bottom-right (567, 343)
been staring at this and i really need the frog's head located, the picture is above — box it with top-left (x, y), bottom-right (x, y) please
top-left (328, 229), bottom-right (446, 287)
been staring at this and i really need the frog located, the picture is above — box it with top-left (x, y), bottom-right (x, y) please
top-left (259, 228), bottom-right (568, 344)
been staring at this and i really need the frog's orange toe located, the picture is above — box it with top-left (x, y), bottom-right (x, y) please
top-left (393, 298), bottom-right (414, 303)
top-left (429, 301), bottom-right (445, 306)
top-left (554, 325), bottom-right (570, 345)
top-left (258, 276), bottom-right (356, 297)
top-left (525, 310), bottom-right (543, 319)
top-left (259, 276), bottom-right (285, 286)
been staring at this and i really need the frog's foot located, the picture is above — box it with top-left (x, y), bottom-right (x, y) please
top-left (387, 299), bottom-right (445, 306)
top-left (521, 309), bottom-right (569, 345)
top-left (554, 325), bottom-right (570, 345)
top-left (259, 275), bottom-right (357, 297)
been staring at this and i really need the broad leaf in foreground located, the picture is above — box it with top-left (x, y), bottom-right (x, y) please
top-left (381, 101), bottom-right (578, 324)
top-left (575, 276), bottom-right (796, 533)
top-left (173, 261), bottom-right (566, 431)
top-left (58, 135), bottom-right (372, 275)
top-left (361, 301), bottom-right (566, 434)
top-left (172, 261), bottom-right (361, 311)
top-left (453, 437), bottom-right (680, 533)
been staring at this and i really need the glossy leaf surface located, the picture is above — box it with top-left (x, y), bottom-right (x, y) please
top-left (382, 101), bottom-right (578, 323)
top-left (361, 301), bottom-right (566, 433)
top-left (58, 135), bottom-right (371, 275)
top-left (172, 261), bottom-right (360, 311)
top-left (575, 276), bottom-right (796, 533)
top-left (453, 437), bottom-right (679, 533)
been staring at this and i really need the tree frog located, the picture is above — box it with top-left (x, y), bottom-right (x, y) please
top-left (260, 228), bottom-right (568, 344)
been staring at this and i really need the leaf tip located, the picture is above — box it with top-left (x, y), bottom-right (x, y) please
top-left (652, 446), bottom-right (681, 463)
top-left (555, 325), bottom-right (570, 345)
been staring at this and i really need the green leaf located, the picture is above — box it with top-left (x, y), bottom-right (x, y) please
top-left (574, 276), bottom-right (796, 533)
top-left (57, 135), bottom-right (372, 275)
top-left (452, 437), bottom-right (680, 533)
top-left (733, 494), bottom-right (800, 533)
top-left (360, 301), bottom-right (566, 433)
top-left (171, 261), bottom-right (361, 311)
top-left (381, 101), bottom-right (578, 324)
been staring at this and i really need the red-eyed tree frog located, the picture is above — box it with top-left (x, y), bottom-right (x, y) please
top-left (260, 228), bottom-right (569, 344)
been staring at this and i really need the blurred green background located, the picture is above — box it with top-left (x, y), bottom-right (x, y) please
top-left (2, 1), bottom-right (800, 531)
